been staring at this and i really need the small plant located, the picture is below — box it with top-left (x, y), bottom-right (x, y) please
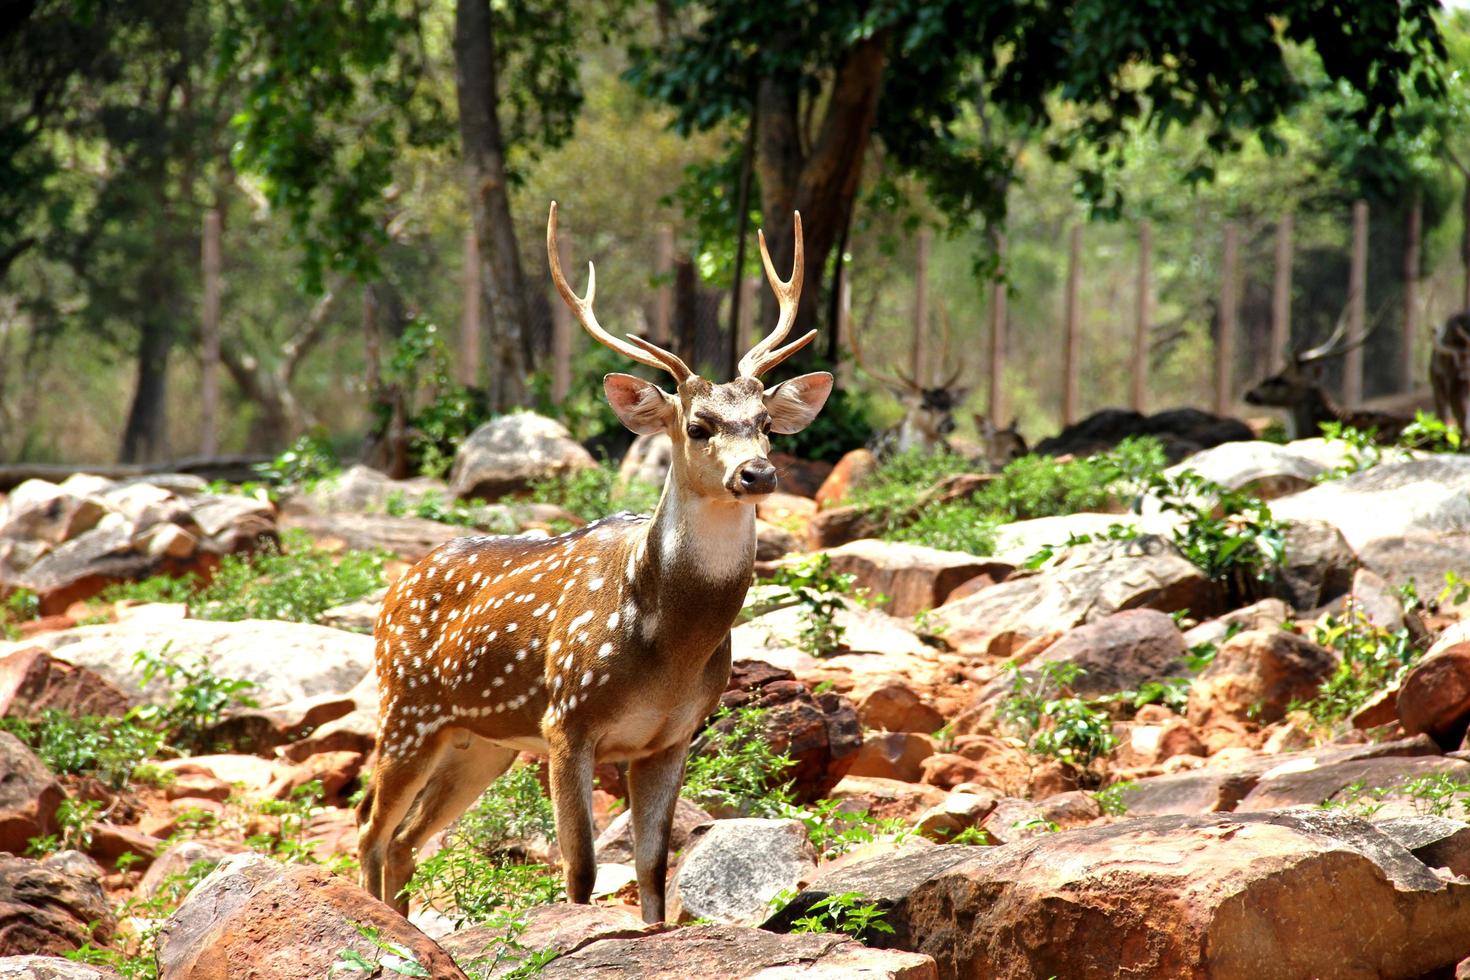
top-left (765, 554), bottom-right (854, 657)
top-left (29, 798), bottom-right (104, 855)
top-left (1317, 420), bottom-right (1389, 479)
top-left (787, 891), bottom-right (896, 941)
top-left (254, 429), bottom-right (341, 489)
top-left (1395, 773), bottom-right (1470, 817)
top-left (995, 661), bottom-right (1117, 773)
top-left (684, 705), bottom-right (796, 817)
top-left (453, 911), bottom-right (561, 979)
top-left (131, 646), bottom-right (258, 754)
top-left (0, 710), bottom-right (163, 788)
top-left (1298, 611), bottom-right (1419, 726)
top-left (0, 587), bottom-right (39, 640)
top-left (1399, 410), bottom-right (1463, 453)
top-left (1092, 781), bottom-right (1137, 817)
top-left (67, 859), bottom-right (219, 979)
top-left (944, 825), bottom-right (991, 845)
top-left (250, 779), bottom-right (326, 865)
top-left (331, 921), bottom-right (432, 977)
top-left (780, 798), bottom-right (913, 857)
top-left (384, 490), bottom-right (519, 534)
top-left (1140, 470), bottom-right (1287, 604)
top-left (528, 462), bottom-right (661, 525)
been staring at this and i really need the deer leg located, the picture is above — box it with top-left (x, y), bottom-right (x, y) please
top-left (383, 735), bottom-right (518, 913)
top-left (627, 741), bottom-right (688, 924)
top-left (547, 734), bottom-right (597, 905)
top-left (357, 733), bottom-right (448, 909)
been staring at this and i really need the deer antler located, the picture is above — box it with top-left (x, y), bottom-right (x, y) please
top-left (1295, 303), bottom-right (1383, 365)
top-left (936, 306), bottom-right (965, 390)
top-left (547, 202), bottom-right (693, 383)
top-left (739, 213), bottom-right (817, 378)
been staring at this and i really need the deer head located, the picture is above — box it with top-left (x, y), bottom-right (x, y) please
top-left (851, 307), bottom-right (969, 452)
top-left (1243, 314), bottom-right (1376, 410)
top-left (976, 414), bottom-right (1028, 467)
top-left (548, 203), bottom-right (832, 503)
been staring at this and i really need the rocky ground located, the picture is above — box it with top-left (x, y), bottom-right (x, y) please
top-left (4, 416), bottom-right (1470, 978)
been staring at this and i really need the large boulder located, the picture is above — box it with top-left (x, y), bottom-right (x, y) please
top-left (771, 811), bottom-right (1470, 979)
top-left (617, 433), bottom-right (673, 490)
top-left (294, 465), bottom-right (449, 514)
top-left (448, 413), bottom-right (595, 502)
top-left (1400, 642), bottom-right (1470, 748)
top-left (1272, 519), bottom-right (1357, 611)
top-left (0, 852), bottom-right (114, 956)
top-left (1160, 440), bottom-right (1328, 498)
top-left (1235, 755), bottom-right (1470, 811)
top-left (669, 818), bottom-right (816, 925)
top-left (535, 923), bottom-right (936, 979)
top-left (704, 662), bottom-right (861, 803)
top-left (1271, 455), bottom-right (1470, 551)
top-left (0, 619), bottom-right (373, 711)
top-left (0, 647), bottom-right (131, 720)
top-left (957, 609), bottom-right (1189, 729)
top-left (277, 511), bottom-right (467, 562)
top-left (157, 853), bottom-right (465, 980)
top-left (440, 904), bottom-right (654, 977)
top-left (1357, 530), bottom-right (1470, 592)
top-left (1185, 629), bottom-right (1338, 727)
top-left (594, 798), bottom-right (713, 866)
top-left (0, 957), bottom-right (120, 979)
top-left (0, 733), bottom-right (62, 855)
top-left (820, 539), bottom-right (995, 618)
top-left (923, 535), bottom-right (1218, 658)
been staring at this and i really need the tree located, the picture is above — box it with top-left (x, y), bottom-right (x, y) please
top-left (631, 0), bottom-right (1446, 348)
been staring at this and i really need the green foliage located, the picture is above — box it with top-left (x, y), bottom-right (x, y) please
top-left (890, 501), bottom-right (1001, 556)
top-left (781, 798), bottom-right (914, 858)
top-left (331, 922), bottom-right (432, 978)
top-left (28, 798), bottom-right (104, 856)
top-left (528, 463), bottom-right (661, 524)
top-left (779, 387), bottom-right (877, 464)
top-left (996, 662), bottom-right (1117, 771)
top-left (1317, 420), bottom-right (1389, 479)
top-left (249, 780), bottom-right (327, 866)
top-left (383, 490), bottom-right (519, 534)
top-left (103, 529), bottom-right (385, 624)
top-left (453, 911), bottom-right (561, 980)
top-left (1142, 471), bottom-right (1287, 604)
top-left (0, 710), bottom-right (163, 789)
top-left (1399, 410), bottom-right (1464, 453)
top-left (684, 706), bottom-right (796, 817)
top-left (1092, 781), bottom-right (1137, 817)
top-left (0, 588), bottom-right (39, 640)
top-left (1299, 612), bottom-right (1420, 725)
top-left (404, 763), bottom-right (562, 928)
top-left (765, 554), bottom-right (854, 657)
top-left (130, 647), bottom-right (259, 754)
top-left (254, 430), bottom-right (341, 489)
top-left (979, 438), bottom-right (1165, 522)
top-left (67, 859), bottom-right (219, 980)
top-left (788, 891), bottom-right (896, 941)
top-left (377, 319), bottom-right (493, 479)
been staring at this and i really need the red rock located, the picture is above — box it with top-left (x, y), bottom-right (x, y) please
top-left (87, 823), bottom-right (162, 870)
top-left (822, 539), bottom-right (999, 619)
top-left (439, 903), bottom-right (654, 971)
top-left (919, 753), bottom-right (985, 790)
top-left (0, 733), bottom-right (62, 854)
top-left (1400, 642), bottom-right (1470, 748)
top-left (768, 452), bottom-right (832, 499)
top-left (0, 648), bottom-right (130, 720)
top-left (267, 750), bottom-right (363, 804)
top-left (847, 732), bottom-right (936, 783)
top-left (857, 684), bottom-right (947, 734)
top-left (163, 774), bottom-right (233, 804)
top-left (1187, 628), bottom-right (1338, 727)
top-left (914, 790), bottom-right (1001, 842)
top-left (814, 448), bottom-right (877, 510)
top-left (825, 776), bottom-right (950, 822)
top-left (0, 852), bottom-right (114, 956)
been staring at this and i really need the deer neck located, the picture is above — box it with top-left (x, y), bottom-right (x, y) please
top-left (1291, 385), bottom-right (1338, 439)
top-left (641, 475), bottom-right (756, 589)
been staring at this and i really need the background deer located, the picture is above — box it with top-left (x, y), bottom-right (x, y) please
top-left (1431, 311), bottom-right (1470, 437)
top-left (851, 312), bottom-right (970, 456)
top-left (355, 204), bottom-right (830, 924)
top-left (1243, 317), bottom-right (1409, 442)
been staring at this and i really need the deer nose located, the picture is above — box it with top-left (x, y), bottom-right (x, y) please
top-left (736, 458), bottom-right (777, 495)
top-left (938, 416), bottom-right (957, 435)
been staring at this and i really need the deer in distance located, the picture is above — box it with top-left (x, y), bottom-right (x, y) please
top-left (1431, 310), bottom-right (1470, 437)
top-left (1243, 316), bottom-right (1410, 442)
top-left (355, 203), bottom-right (832, 924)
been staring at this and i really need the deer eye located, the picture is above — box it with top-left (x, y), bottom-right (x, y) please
top-left (687, 423), bottom-right (711, 440)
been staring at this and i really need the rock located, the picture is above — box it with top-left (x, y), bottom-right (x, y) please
top-left (815, 448), bottom-right (877, 510)
top-left (1, 619), bottom-right (373, 712)
top-left (917, 735), bottom-right (1032, 796)
top-left (0, 956), bottom-right (121, 979)
top-left (0, 733), bottom-right (62, 855)
top-left (137, 841), bottom-right (245, 899)
top-left (440, 904), bottom-right (654, 977)
top-left (1344, 567), bottom-right (1405, 632)
top-left (987, 512), bottom-right (1145, 565)
top-left (788, 811), bottom-right (1470, 979)
top-left (805, 504), bottom-right (887, 550)
top-left (1181, 598), bottom-right (1292, 649)
top-left (1271, 455), bottom-right (1470, 551)
top-left (847, 732), bottom-right (935, 784)
top-left (979, 794), bottom-right (1101, 844)
top-left (1400, 642), bottom-right (1470, 748)
top-left (1375, 815), bottom-right (1470, 877)
top-left (1273, 519), bottom-right (1357, 611)
top-left (0, 480), bottom-right (106, 546)
top-left (1120, 767), bottom-right (1263, 816)
top-left (669, 818), bottom-right (817, 925)
top-left (924, 535), bottom-right (1218, 658)
top-left (1358, 531), bottom-right (1470, 592)
top-left (1033, 407), bottom-right (1253, 462)
top-left (295, 465), bottom-right (449, 515)
top-left (1351, 684), bottom-right (1400, 730)
top-left (267, 751), bottom-right (363, 804)
top-left (0, 852), bottom-right (114, 956)
top-left (278, 511), bottom-right (467, 562)
top-left (825, 776), bottom-right (950, 822)
top-left (594, 798), bottom-right (713, 866)
top-left (449, 413), bottom-right (595, 502)
top-left (316, 590), bottom-right (385, 632)
top-left (913, 791), bottom-right (1000, 843)
top-left (820, 539), bottom-right (995, 618)
top-left (958, 609), bottom-right (1190, 728)
top-left (709, 663), bottom-right (861, 803)
top-left (856, 684), bottom-right (946, 735)
top-left (1431, 625), bottom-right (1470, 661)
top-left (1236, 755), bottom-right (1470, 811)
top-left (754, 520), bottom-right (800, 562)
top-left (538, 922), bottom-right (936, 979)
top-left (1159, 440), bottom-right (1328, 498)
top-left (156, 755), bottom-right (291, 803)
top-left (617, 432), bottom-right (672, 490)
top-left (0, 647), bottom-right (131, 720)
top-left (768, 453), bottom-right (833, 500)
top-left (1112, 720), bottom-right (1208, 768)
top-left (156, 852), bottom-right (465, 979)
top-left (87, 822), bottom-right (163, 869)
top-left (278, 671), bottom-right (380, 761)
top-left (1185, 629), bottom-right (1338, 727)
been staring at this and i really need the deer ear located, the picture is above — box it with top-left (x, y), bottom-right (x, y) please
top-left (764, 372), bottom-right (834, 434)
top-left (604, 373), bottom-right (674, 435)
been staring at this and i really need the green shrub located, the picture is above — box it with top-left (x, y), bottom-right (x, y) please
top-left (888, 500), bottom-right (1000, 554)
top-left (1299, 612), bottom-right (1419, 726)
top-left (130, 647), bottom-right (259, 754)
top-left (1399, 411), bottom-right (1463, 453)
top-left (973, 436), bottom-right (1165, 521)
top-left (103, 529), bottom-right (385, 624)
top-left (1141, 471), bottom-right (1286, 605)
top-left (383, 490), bottom-right (519, 534)
top-left (787, 891), bottom-right (895, 941)
top-left (764, 554), bottom-right (854, 657)
top-left (0, 710), bottom-right (163, 788)
top-left (253, 430), bottom-right (341, 489)
top-left (995, 661), bottom-right (1117, 773)
top-left (684, 705), bottom-right (796, 817)
top-left (528, 462), bottom-right (660, 524)
top-left (778, 386), bottom-right (876, 463)
top-left (1, 587), bottom-right (40, 640)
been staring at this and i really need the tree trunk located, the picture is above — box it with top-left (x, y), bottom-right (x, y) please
top-left (755, 33), bottom-right (887, 360)
top-left (120, 316), bottom-right (171, 463)
top-left (454, 0), bottom-right (530, 412)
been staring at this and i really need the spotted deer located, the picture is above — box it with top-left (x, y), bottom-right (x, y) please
top-left (356, 203), bottom-right (832, 924)
top-left (1431, 311), bottom-right (1470, 436)
top-left (850, 314), bottom-right (970, 457)
top-left (1243, 315), bottom-right (1409, 442)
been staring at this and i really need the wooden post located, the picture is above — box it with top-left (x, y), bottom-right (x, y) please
top-left (460, 229), bottom-right (481, 388)
top-left (1062, 224), bottom-right (1082, 425)
top-left (1271, 214), bottom-right (1293, 370)
top-left (550, 231), bottom-right (573, 401)
top-left (988, 234), bottom-right (1008, 423)
top-left (1403, 193), bottom-right (1422, 393)
top-left (1216, 223), bottom-right (1239, 415)
top-left (1131, 221), bottom-right (1151, 413)
top-left (653, 224), bottom-right (674, 347)
top-left (1345, 200), bottom-right (1368, 407)
top-left (200, 209), bottom-right (221, 456)
top-left (836, 275), bottom-right (854, 389)
top-left (912, 228), bottom-right (931, 384)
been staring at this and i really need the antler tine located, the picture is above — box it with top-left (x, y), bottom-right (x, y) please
top-left (937, 307), bottom-right (964, 390)
top-left (547, 202), bottom-right (692, 382)
top-left (1297, 304), bottom-right (1383, 365)
top-left (739, 212), bottom-right (806, 377)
